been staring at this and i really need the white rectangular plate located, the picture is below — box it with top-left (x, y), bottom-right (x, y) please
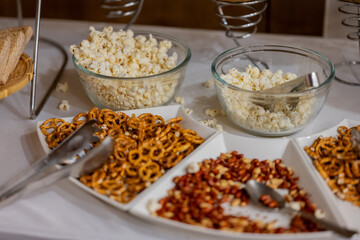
top-left (130, 132), bottom-right (340, 240)
top-left (294, 119), bottom-right (360, 231)
top-left (36, 105), bottom-right (217, 211)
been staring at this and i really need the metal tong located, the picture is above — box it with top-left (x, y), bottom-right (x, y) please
top-left (262, 72), bottom-right (320, 94)
top-left (351, 128), bottom-right (360, 154)
top-left (257, 72), bottom-right (320, 111)
top-left (0, 120), bottom-right (113, 207)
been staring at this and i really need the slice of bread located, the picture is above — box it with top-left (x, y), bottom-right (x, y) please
top-left (0, 31), bottom-right (25, 84)
top-left (0, 36), bottom-right (11, 81)
top-left (0, 26), bottom-right (33, 85)
top-left (0, 26), bottom-right (33, 44)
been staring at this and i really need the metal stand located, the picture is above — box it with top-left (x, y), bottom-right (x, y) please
top-left (335, 0), bottom-right (360, 86)
top-left (212, 0), bottom-right (268, 69)
top-left (15, 0), bottom-right (68, 119)
top-left (213, 0), bottom-right (267, 47)
top-left (29, 0), bottom-right (68, 119)
top-left (101, 0), bottom-right (144, 30)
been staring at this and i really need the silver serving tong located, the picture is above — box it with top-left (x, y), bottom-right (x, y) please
top-left (0, 120), bottom-right (113, 207)
top-left (262, 72), bottom-right (320, 94)
top-left (351, 128), bottom-right (360, 155)
top-left (257, 72), bottom-right (320, 111)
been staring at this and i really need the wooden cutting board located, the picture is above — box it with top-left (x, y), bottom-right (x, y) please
top-left (0, 53), bottom-right (33, 99)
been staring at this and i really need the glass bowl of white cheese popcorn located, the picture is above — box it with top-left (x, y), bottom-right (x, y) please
top-left (212, 44), bottom-right (334, 136)
top-left (70, 26), bottom-right (191, 110)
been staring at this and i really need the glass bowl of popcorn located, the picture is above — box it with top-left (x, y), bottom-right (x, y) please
top-left (71, 26), bottom-right (191, 110)
top-left (212, 44), bottom-right (334, 137)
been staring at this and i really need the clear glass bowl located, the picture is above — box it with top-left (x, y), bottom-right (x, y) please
top-left (212, 44), bottom-right (335, 137)
top-left (72, 31), bottom-right (191, 110)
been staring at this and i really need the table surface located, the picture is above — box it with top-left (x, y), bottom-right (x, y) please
top-left (0, 18), bottom-right (359, 240)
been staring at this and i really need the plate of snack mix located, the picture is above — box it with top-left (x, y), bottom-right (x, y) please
top-left (129, 132), bottom-right (346, 239)
top-left (295, 119), bottom-right (360, 231)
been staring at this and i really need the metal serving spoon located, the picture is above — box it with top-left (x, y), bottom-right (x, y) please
top-left (245, 180), bottom-right (358, 238)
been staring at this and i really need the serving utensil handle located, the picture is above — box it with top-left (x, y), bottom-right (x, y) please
top-left (285, 207), bottom-right (358, 238)
top-left (0, 120), bottom-right (103, 207)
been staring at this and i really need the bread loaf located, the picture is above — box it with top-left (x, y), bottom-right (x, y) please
top-left (0, 26), bottom-right (33, 85)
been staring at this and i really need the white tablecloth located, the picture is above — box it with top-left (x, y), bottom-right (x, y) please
top-left (0, 18), bottom-right (359, 240)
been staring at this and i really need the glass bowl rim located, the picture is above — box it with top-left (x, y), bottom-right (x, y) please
top-left (72, 31), bottom-right (191, 81)
top-left (211, 43), bottom-right (335, 96)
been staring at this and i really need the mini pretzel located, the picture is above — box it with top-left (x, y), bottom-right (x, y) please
top-left (87, 106), bottom-right (99, 120)
top-left (182, 129), bottom-right (205, 144)
top-left (40, 118), bottom-right (65, 136)
top-left (57, 122), bottom-right (77, 134)
top-left (125, 176), bottom-right (141, 185)
top-left (73, 112), bottom-right (88, 123)
top-left (94, 187), bottom-right (109, 195)
top-left (313, 160), bottom-right (329, 179)
top-left (101, 180), bottom-right (126, 195)
top-left (149, 142), bottom-right (165, 160)
top-left (154, 115), bottom-right (165, 128)
top-left (112, 147), bottom-right (127, 161)
top-left (127, 115), bottom-right (145, 130)
top-left (94, 129), bottom-right (107, 141)
top-left (138, 162), bottom-right (161, 182)
top-left (159, 151), bottom-right (182, 169)
top-left (159, 133), bottom-right (178, 152)
top-left (79, 175), bottom-right (92, 186)
top-left (128, 149), bottom-right (143, 165)
top-left (352, 160), bottom-right (360, 178)
top-left (119, 191), bottom-right (136, 203)
top-left (182, 145), bottom-right (194, 156)
top-left (117, 111), bottom-right (128, 125)
top-left (174, 139), bottom-right (192, 153)
top-left (97, 108), bottom-right (117, 124)
top-left (45, 131), bottom-right (69, 149)
top-left (125, 164), bottom-right (138, 177)
top-left (127, 182), bottom-right (146, 193)
top-left (139, 142), bottom-right (153, 161)
top-left (158, 124), bottom-right (172, 138)
top-left (337, 126), bottom-right (349, 135)
top-left (166, 117), bottom-right (182, 124)
top-left (106, 162), bottom-right (126, 178)
top-left (107, 126), bottom-right (124, 137)
top-left (91, 169), bottom-right (106, 187)
top-left (138, 113), bottom-right (156, 130)
top-left (345, 162), bottom-right (354, 178)
top-left (169, 123), bottom-right (183, 133)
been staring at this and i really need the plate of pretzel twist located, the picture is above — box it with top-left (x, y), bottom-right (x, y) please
top-left (295, 119), bottom-right (360, 232)
top-left (36, 105), bottom-right (217, 210)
